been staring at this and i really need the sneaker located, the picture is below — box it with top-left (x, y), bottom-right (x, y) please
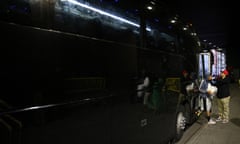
top-left (208, 119), bottom-right (216, 125)
top-left (222, 119), bottom-right (229, 123)
top-left (216, 117), bottom-right (222, 122)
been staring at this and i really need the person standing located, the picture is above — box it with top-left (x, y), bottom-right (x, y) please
top-left (137, 70), bottom-right (153, 107)
top-left (209, 69), bottom-right (231, 123)
top-left (199, 78), bottom-right (217, 125)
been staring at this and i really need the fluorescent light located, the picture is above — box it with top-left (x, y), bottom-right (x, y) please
top-left (67, 0), bottom-right (151, 31)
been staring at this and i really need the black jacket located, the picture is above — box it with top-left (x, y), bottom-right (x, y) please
top-left (213, 76), bottom-right (230, 99)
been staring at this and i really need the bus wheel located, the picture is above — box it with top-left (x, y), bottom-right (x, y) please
top-left (175, 110), bottom-right (186, 141)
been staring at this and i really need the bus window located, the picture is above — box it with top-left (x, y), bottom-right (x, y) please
top-left (52, 0), bottom-right (139, 45)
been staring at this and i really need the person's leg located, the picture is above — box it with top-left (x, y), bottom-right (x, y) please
top-left (217, 98), bottom-right (224, 120)
top-left (206, 97), bottom-right (211, 120)
top-left (222, 96), bottom-right (231, 123)
top-left (206, 97), bottom-right (216, 124)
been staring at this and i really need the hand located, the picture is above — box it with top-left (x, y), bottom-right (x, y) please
top-left (208, 76), bottom-right (212, 80)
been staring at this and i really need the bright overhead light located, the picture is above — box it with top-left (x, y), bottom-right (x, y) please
top-left (170, 20), bottom-right (176, 23)
top-left (68, 0), bottom-right (151, 31)
top-left (147, 6), bottom-right (153, 10)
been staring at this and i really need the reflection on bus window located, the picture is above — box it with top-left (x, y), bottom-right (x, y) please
top-left (53, 0), bottom-right (140, 45)
top-left (0, 0), bottom-right (198, 54)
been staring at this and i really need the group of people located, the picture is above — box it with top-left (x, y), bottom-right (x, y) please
top-left (137, 68), bottom-right (231, 125)
top-left (181, 69), bottom-right (231, 125)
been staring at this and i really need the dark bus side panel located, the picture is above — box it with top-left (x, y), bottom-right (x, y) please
top-left (0, 21), bottom-right (139, 144)
top-left (0, 0), bottom-right (200, 144)
top-left (0, 21), bottom-right (184, 144)
top-left (0, 21), bottom-right (137, 105)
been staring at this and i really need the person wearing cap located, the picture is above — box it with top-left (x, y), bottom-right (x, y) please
top-left (209, 69), bottom-right (231, 123)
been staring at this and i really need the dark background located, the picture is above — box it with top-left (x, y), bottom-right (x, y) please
top-left (166, 0), bottom-right (239, 67)
top-left (121, 0), bottom-right (239, 67)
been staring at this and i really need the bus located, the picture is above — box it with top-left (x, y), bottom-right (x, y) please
top-left (0, 0), bottom-right (201, 144)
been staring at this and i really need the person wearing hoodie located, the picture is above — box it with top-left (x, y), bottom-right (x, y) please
top-left (209, 69), bottom-right (231, 123)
